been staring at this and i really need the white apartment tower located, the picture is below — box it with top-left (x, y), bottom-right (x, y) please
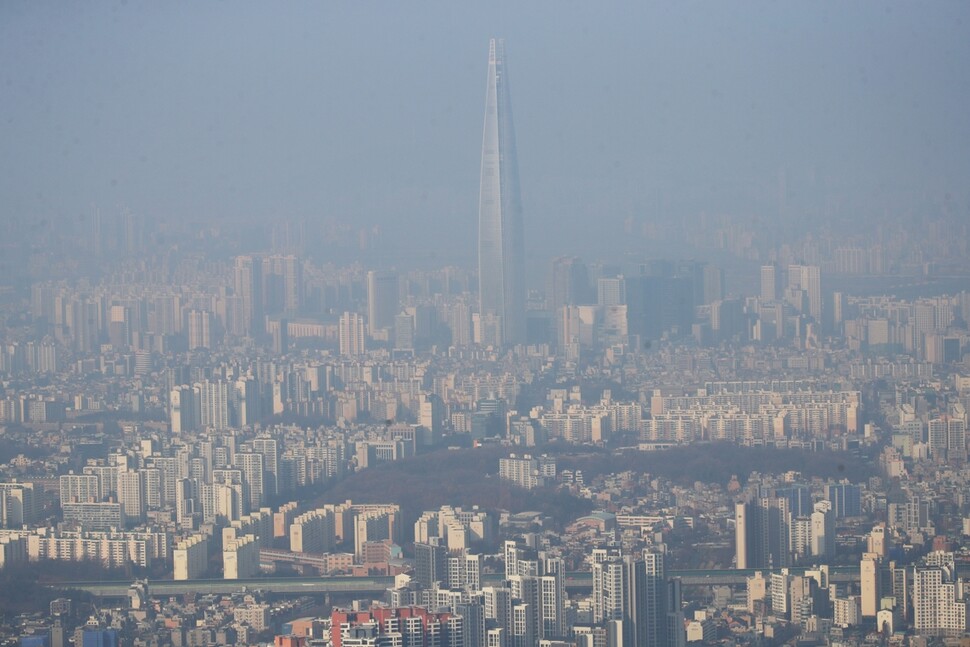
top-left (339, 312), bottom-right (366, 357)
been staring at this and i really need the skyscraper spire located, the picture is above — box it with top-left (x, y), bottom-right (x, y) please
top-left (478, 38), bottom-right (526, 346)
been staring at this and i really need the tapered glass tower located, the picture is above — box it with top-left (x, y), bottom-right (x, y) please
top-left (478, 38), bottom-right (526, 345)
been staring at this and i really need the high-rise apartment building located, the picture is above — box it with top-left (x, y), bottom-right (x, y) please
top-left (589, 545), bottom-right (680, 646)
top-left (185, 309), bottom-right (212, 350)
top-left (414, 540), bottom-right (448, 589)
top-left (478, 38), bottom-right (525, 345)
top-left (174, 534), bottom-right (208, 580)
top-left (233, 451), bottom-right (265, 513)
top-left (860, 552), bottom-right (881, 618)
top-left (928, 414), bottom-right (967, 462)
top-left (223, 534), bottom-right (258, 579)
top-left (810, 500), bottom-right (835, 558)
top-left (169, 384), bottom-right (200, 433)
top-left (59, 474), bottom-right (100, 504)
top-left (329, 607), bottom-right (465, 647)
top-left (912, 552), bottom-right (968, 636)
top-left (234, 255), bottom-right (264, 336)
top-left (199, 381), bottom-right (230, 431)
top-left (498, 454), bottom-right (555, 490)
top-left (117, 471), bottom-right (144, 522)
top-left (232, 376), bottom-right (260, 428)
top-left (735, 497), bottom-right (792, 569)
top-left (252, 437), bottom-right (279, 499)
top-left (624, 550), bottom-right (672, 647)
top-left (263, 254), bottom-right (302, 316)
top-left (483, 585), bottom-right (512, 637)
top-left (339, 312), bottom-right (366, 357)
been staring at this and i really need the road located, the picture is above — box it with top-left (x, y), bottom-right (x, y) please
top-left (55, 566), bottom-right (863, 599)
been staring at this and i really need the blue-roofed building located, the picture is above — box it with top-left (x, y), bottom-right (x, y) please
top-left (81, 629), bottom-right (119, 647)
top-left (20, 636), bottom-right (50, 647)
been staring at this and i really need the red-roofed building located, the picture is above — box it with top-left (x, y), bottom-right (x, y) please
top-left (274, 635), bottom-right (306, 647)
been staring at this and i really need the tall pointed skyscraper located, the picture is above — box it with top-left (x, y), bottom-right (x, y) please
top-left (478, 38), bottom-right (526, 345)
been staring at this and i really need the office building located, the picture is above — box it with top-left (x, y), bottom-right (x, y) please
top-left (263, 254), bottom-right (303, 316)
top-left (367, 270), bottom-right (399, 335)
top-left (825, 483), bottom-right (862, 518)
top-left (79, 628), bottom-right (119, 647)
top-left (597, 277), bottom-right (625, 307)
top-left (548, 256), bottom-right (591, 314)
top-left (478, 38), bottom-right (526, 345)
top-left (760, 264), bottom-right (778, 302)
top-left (787, 264), bottom-right (822, 321)
top-left (0, 482), bottom-right (36, 527)
top-left (626, 273), bottom-right (695, 340)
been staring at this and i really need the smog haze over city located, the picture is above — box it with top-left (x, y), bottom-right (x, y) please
top-left (1, 2), bottom-right (970, 646)
top-left (4, 2), bottom-right (970, 261)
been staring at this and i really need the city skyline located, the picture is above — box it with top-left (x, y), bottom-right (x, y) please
top-left (1, 4), bottom-right (970, 645)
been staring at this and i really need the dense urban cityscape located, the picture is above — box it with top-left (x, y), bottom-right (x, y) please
top-left (3, 4), bottom-right (970, 647)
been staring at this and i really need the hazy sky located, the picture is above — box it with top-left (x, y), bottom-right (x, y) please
top-left (3, 1), bottom-right (969, 258)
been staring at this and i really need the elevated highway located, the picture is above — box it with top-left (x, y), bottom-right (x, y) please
top-left (55, 566), bottom-right (862, 599)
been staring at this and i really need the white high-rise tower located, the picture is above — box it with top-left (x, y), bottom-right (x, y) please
top-left (478, 38), bottom-right (526, 345)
